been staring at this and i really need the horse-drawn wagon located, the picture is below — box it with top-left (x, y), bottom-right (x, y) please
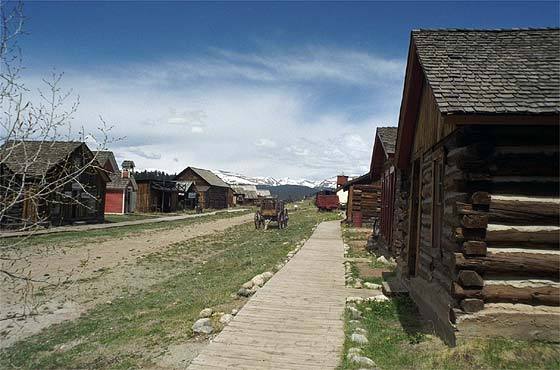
top-left (254, 198), bottom-right (289, 229)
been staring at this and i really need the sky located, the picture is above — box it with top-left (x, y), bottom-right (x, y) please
top-left (19, 1), bottom-right (560, 180)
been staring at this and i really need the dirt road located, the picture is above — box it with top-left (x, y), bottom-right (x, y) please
top-left (0, 212), bottom-right (253, 349)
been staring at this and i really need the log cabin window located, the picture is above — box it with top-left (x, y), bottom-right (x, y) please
top-left (432, 150), bottom-right (445, 252)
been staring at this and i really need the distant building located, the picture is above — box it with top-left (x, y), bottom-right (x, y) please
top-left (232, 185), bottom-right (259, 205)
top-left (175, 167), bottom-right (233, 209)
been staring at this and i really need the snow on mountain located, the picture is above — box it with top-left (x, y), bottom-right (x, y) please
top-left (213, 169), bottom-right (337, 188)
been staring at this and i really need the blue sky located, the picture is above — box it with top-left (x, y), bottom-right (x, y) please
top-left (22, 1), bottom-right (559, 180)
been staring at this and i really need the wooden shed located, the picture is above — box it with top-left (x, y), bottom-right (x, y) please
top-left (0, 141), bottom-right (109, 228)
top-left (175, 167), bottom-right (233, 209)
top-left (341, 173), bottom-right (381, 227)
top-left (135, 179), bottom-right (179, 213)
top-left (369, 127), bottom-right (400, 257)
top-left (393, 28), bottom-right (560, 344)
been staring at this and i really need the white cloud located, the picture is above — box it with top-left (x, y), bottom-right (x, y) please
top-left (23, 46), bottom-right (404, 180)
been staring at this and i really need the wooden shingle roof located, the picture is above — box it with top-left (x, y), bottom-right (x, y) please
top-left (0, 140), bottom-right (84, 177)
top-left (412, 28), bottom-right (560, 115)
top-left (376, 127), bottom-right (397, 155)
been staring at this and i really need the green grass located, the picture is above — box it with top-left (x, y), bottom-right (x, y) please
top-left (0, 209), bottom-right (252, 249)
top-left (0, 202), bottom-right (339, 369)
top-left (104, 213), bottom-right (158, 223)
top-left (340, 297), bottom-right (560, 370)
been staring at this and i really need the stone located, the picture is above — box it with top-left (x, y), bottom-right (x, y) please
top-left (251, 275), bottom-right (265, 287)
top-left (376, 256), bottom-right (390, 264)
top-left (354, 281), bottom-right (363, 289)
top-left (364, 282), bottom-right (382, 290)
top-left (199, 308), bottom-right (213, 318)
top-left (219, 313), bottom-right (234, 325)
top-left (261, 271), bottom-right (274, 281)
top-left (346, 296), bottom-right (364, 304)
top-left (347, 306), bottom-right (362, 320)
top-left (192, 318), bottom-right (214, 334)
top-left (367, 294), bottom-right (390, 302)
top-left (354, 328), bottom-right (368, 335)
top-left (350, 333), bottom-right (369, 345)
top-left (348, 347), bottom-right (362, 356)
top-left (242, 281), bottom-right (254, 289)
top-left (237, 287), bottom-right (254, 297)
top-left (349, 355), bottom-right (376, 367)
top-left (231, 309), bottom-right (239, 316)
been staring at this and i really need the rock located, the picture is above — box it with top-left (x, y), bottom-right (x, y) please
top-left (192, 318), bottom-right (214, 334)
top-left (346, 296), bottom-right (364, 304)
top-left (251, 275), bottom-right (265, 287)
top-left (237, 287), bottom-right (254, 297)
top-left (366, 294), bottom-right (390, 302)
top-left (354, 328), bottom-right (368, 335)
top-left (354, 281), bottom-right (363, 289)
top-left (363, 282), bottom-right (381, 290)
top-left (261, 271), bottom-right (274, 281)
top-left (242, 281), bottom-right (254, 289)
top-left (349, 355), bottom-right (376, 367)
top-left (219, 314), bottom-right (234, 325)
top-left (275, 263), bottom-right (284, 271)
top-left (199, 308), bottom-right (213, 318)
top-left (348, 347), bottom-right (362, 356)
top-left (350, 333), bottom-right (369, 345)
top-left (349, 320), bottom-right (361, 325)
top-left (231, 309), bottom-right (239, 316)
top-left (347, 306), bottom-right (362, 320)
top-left (376, 256), bottom-right (390, 264)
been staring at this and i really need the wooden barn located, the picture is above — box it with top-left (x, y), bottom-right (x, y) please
top-left (0, 141), bottom-right (109, 228)
top-left (232, 185), bottom-right (259, 205)
top-left (341, 173), bottom-right (381, 227)
top-left (95, 152), bottom-right (137, 214)
top-left (175, 167), bottom-right (233, 209)
top-left (393, 28), bottom-right (560, 344)
top-left (135, 179), bottom-right (179, 213)
top-left (369, 127), bottom-right (400, 257)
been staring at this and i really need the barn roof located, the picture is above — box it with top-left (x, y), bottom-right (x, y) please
top-left (412, 28), bottom-right (560, 115)
top-left (106, 172), bottom-right (138, 191)
top-left (94, 150), bottom-right (119, 172)
top-left (376, 127), bottom-right (397, 155)
top-left (342, 172), bottom-right (371, 191)
top-left (178, 167), bottom-right (230, 188)
top-left (1, 140), bottom-right (86, 177)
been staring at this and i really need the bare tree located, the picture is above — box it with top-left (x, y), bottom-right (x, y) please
top-left (0, 0), bottom-right (115, 320)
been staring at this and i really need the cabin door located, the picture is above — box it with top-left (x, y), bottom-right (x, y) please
top-left (407, 158), bottom-right (421, 277)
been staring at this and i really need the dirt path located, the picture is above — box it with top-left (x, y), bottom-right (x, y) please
top-left (0, 213), bottom-right (253, 349)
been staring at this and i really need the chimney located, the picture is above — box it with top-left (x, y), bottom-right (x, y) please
top-left (337, 175), bottom-right (348, 188)
top-left (122, 170), bottom-right (129, 179)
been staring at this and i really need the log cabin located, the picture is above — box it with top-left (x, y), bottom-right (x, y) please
top-left (369, 127), bottom-right (400, 257)
top-left (175, 167), bottom-right (233, 209)
top-left (341, 172), bottom-right (381, 227)
top-left (393, 28), bottom-right (560, 345)
top-left (95, 152), bottom-right (138, 214)
top-left (0, 141), bottom-right (109, 228)
top-left (232, 185), bottom-right (259, 205)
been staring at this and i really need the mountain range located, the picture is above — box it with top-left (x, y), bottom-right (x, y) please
top-left (213, 169), bottom-right (338, 189)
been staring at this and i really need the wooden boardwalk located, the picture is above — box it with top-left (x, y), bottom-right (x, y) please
top-left (189, 221), bottom-right (348, 369)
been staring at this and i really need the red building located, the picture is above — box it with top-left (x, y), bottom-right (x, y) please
top-left (95, 152), bottom-right (137, 214)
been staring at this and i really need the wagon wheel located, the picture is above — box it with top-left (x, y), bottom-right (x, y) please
top-left (254, 212), bottom-right (261, 229)
top-left (278, 211), bottom-right (284, 229)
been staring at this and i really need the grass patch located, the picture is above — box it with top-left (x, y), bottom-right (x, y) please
top-left (340, 297), bottom-right (560, 370)
top-left (104, 213), bottom-right (158, 223)
top-left (0, 203), bottom-right (338, 369)
top-left (0, 209), bottom-right (252, 249)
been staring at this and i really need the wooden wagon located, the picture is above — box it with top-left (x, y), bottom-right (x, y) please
top-left (255, 198), bottom-right (288, 229)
